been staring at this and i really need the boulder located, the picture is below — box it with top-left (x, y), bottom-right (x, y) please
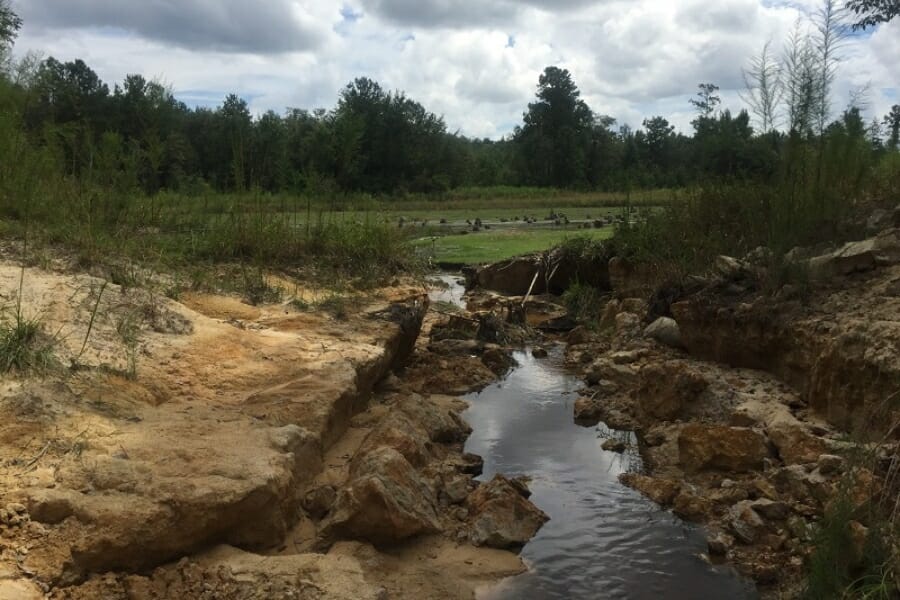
top-left (806, 229), bottom-right (899, 280)
top-left (678, 424), bottom-right (771, 473)
top-left (481, 347), bottom-right (516, 376)
top-left (637, 362), bottom-right (708, 421)
top-left (585, 358), bottom-right (637, 386)
top-left (397, 395), bottom-right (471, 444)
top-left (643, 317), bottom-right (683, 349)
top-left (714, 255), bottom-right (752, 280)
top-left (601, 438), bottom-right (627, 453)
top-left (619, 473), bottom-right (681, 506)
top-left (748, 498), bottom-right (790, 521)
top-left (321, 448), bottom-right (441, 545)
top-left (466, 475), bottom-right (548, 549)
top-left (767, 422), bottom-right (827, 465)
top-left (566, 326), bottom-right (593, 345)
top-left (728, 500), bottom-right (766, 544)
top-left (358, 411), bottom-right (432, 467)
top-left (614, 312), bottom-right (641, 337)
top-left (672, 490), bottom-right (712, 521)
top-left (574, 396), bottom-right (603, 424)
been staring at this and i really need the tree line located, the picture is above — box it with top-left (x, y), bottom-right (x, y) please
top-left (1, 0), bottom-right (898, 199)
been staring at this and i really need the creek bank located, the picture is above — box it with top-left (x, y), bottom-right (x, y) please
top-left (0, 263), bottom-right (551, 599)
top-left (465, 216), bottom-right (900, 597)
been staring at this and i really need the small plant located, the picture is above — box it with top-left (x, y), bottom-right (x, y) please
top-left (0, 308), bottom-right (54, 373)
top-left (115, 312), bottom-right (141, 380)
top-left (238, 266), bottom-right (282, 305)
top-left (288, 297), bottom-right (310, 311)
top-left (316, 293), bottom-right (349, 320)
top-left (562, 281), bottom-right (606, 326)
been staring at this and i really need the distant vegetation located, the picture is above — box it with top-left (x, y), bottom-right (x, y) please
top-left (0, 0), bottom-right (898, 284)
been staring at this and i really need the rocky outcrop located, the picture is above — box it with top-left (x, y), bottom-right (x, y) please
top-left (466, 475), bottom-right (549, 549)
top-left (643, 317), bottom-right (683, 349)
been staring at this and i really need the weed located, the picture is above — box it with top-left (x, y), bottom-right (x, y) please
top-left (115, 312), bottom-right (141, 380)
top-left (562, 281), bottom-right (606, 326)
top-left (0, 308), bottom-right (54, 373)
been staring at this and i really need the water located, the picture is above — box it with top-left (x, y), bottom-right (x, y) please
top-left (431, 275), bottom-right (756, 600)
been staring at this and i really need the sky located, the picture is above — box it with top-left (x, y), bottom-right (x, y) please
top-left (10, 0), bottom-right (900, 138)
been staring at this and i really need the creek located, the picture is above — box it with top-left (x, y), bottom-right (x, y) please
top-left (431, 275), bottom-right (756, 600)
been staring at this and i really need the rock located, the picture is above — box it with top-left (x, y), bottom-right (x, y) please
top-left (672, 490), bottom-right (711, 521)
top-left (714, 255), bottom-right (751, 280)
top-left (768, 422), bottom-right (828, 465)
top-left (614, 312), bottom-right (641, 337)
top-left (643, 317), bottom-right (683, 349)
top-left (678, 424), bottom-right (771, 473)
top-left (707, 530), bottom-right (734, 556)
top-left (585, 358), bottom-right (636, 386)
top-left (574, 396), bottom-right (603, 424)
top-left (598, 300), bottom-right (620, 330)
top-left (566, 325), bottom-right (593, 345)
top-left (805, 231), bottom-right (900, 279)
top-left (303, 486), bottom-right (337, 520)
top-left (481, 347), bottom-right (516, 376)
top-left (748, 498), bottom-right (790, 521)
top-left (442, 475), bottom-right (471, 505)
top-left (531, 347), bottom-right (549, 359)
top-left (816, 454), bottom-right (844, 475)
top-left (428, 339), bottom-right (484, 357)
top-left (453, 453), bottom-right (484, 476)
top-left (637, 362), bottom-right (708, 421)
top-left (610, 349), bottom-right (647, 364)
top-left (321, 448), bottom-right (441, 545)
top-left (601, 438), bottom-right (627, 453)
top-left (358, 411), bottom-right (432, 468)
top-left (728, 501), bottom-right (766, 544)
top-left (466, 475), bottom-right (548, 549)
top-left (594, 379), bottom-right (619, 396)
top-left (398, 395), bottom-right (471, 444)
top-left (619, 473), bottom-right (680, 506)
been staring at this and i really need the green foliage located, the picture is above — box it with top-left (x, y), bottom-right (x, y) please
top-left (846, 0), bottom-right (900, 30)
top-left (562, 281), bottom-right (606, 326)
top-left (0, 310), bottom-right (54, 374)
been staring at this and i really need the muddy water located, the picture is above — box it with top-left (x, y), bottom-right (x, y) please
top-left (431, 275), bottom-right (755, 600)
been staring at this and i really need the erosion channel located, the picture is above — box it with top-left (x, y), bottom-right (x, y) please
top-left (433, 275), bottom-right (755, 599)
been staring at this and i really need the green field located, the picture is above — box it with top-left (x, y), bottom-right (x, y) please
top-left (412, 227), bottom-right (613, 264)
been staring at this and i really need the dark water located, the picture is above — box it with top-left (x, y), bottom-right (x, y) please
top-left (430, 275), bottom-right (756, 600)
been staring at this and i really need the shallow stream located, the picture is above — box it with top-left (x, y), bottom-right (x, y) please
top-left (430, 275), bottom-right (756, 600)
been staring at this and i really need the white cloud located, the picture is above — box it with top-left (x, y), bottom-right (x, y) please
top-left (10, 0), bottom-right (900, 139)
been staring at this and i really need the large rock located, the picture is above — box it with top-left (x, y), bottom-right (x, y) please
top-left (637, 362), bottom-right (708, 421)
top-left (397, 395), bottom-right (471, 444)
top-left (574, 396), bottom-right (603, 424)
top-left (643, 317), bottom-right (683, 349)
top-left (619, 473), bottom-right (681, 506)
top-left (808, 229), bottom-right (900, 280)
top-left (466, 475), bottom-right (548, 549)
top-left (678, 424), bottom-right (771, 473)
top-left (321, 448), bottom-right (441, 545)
top-left (358, 411), bottom-right (432, 468)
top-left (767, 422), bottom-right (828, 465)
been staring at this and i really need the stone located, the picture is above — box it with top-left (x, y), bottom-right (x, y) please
top-left (678, 424), bottom-right (771, 473)
top-left (303, 486), bottom-right (337, 520)
top-left (398, 395), bottom-right (471, 444)
top-left (574, 396), bottom-right (603, 424)
top-left (816, 454), bottom-right (844, 475)
top-left (566, 326), bottom-right (593, 345)
top-left (585, 358), bottom-right (636, 386)
top-left (320, 448), bottom-right (441, 545)
top-left (748, 498), bottom-right (790, 521)
top-left (481, 347), bottom-right (516, 376)
top-left (637, 362), bottom-right (708, 421)
top-left (643, 317), bottom-right (684, 349)
top-left (672, 490), bottom-right (711, 521)
top-left (595, 380), bottom-right (619, 396)
top-left (707, 531), bottom-right (734, 556)
top-left (714, 255), bottom-right (751, 280)
top-left (466, 475), bottom-right (549, 549)
top-left (767, 422), bottom-right (827, 465)
top-left (442, 475), bottom-right (471, 505)
top-left (531, 347), bottom-right (549, 359)
top-left (358, 411), bottom-right (432, 468)
top-left (728, 501), bottom-right (766, 544)
top-left (619, 473), bottom-right (680, 506)
top-left (614, 312), bottom-right (641, 337)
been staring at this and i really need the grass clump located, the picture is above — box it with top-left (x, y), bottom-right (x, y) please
top-left (562, 281), bottom-right (606, 326)
top-left (0, 308), bottom-right (54, 373)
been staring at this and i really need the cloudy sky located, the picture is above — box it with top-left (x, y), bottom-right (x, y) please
top-left (10, 0), bottom-right (900, 138)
